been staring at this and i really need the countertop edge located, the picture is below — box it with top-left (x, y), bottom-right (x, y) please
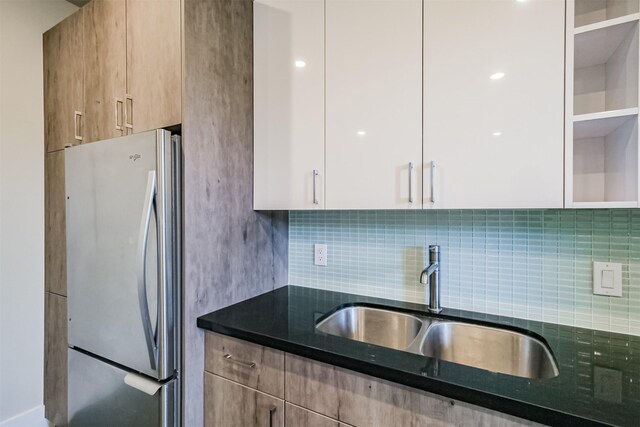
top-left (197, 317), bottom-right (610, 427)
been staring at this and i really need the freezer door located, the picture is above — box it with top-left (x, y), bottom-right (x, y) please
top-left (66, 130), bottom-right (178, 379)
top-left (68, 348), bottom-right (177, 427)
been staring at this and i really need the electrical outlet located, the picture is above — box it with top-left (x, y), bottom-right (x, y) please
top-left (314, 244), bottom-right (328, 266)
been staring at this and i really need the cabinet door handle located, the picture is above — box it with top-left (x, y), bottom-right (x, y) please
top-left (312, 169), bottom-right (319, 205)
top-left (430, 161), bottom-right (436, 204)
top-left (115, 98), bottom-right (124, 132)
top-left (268, 405), bottom-right (277, 427)
top-left (125, 94), bottom-right (133, 134)
top-left (74, 111), bottom-right (83, 142)
top-left (223, 353), bottom-right (256, 369)
top-left (408, 162), bottom-right (414, 204)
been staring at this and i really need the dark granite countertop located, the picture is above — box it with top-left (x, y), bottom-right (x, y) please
top-left (197, 286), bottom-right (640, 427)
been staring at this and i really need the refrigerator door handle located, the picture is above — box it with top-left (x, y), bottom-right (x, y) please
top-left (138, 170), bottom-right (158, 370)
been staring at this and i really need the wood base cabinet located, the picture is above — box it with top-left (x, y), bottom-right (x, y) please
top-left (204, 332), bottom-right (538, 427)
top-left (204, 373), bottom-right (284, 427)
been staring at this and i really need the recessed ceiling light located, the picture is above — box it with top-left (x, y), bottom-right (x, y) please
top-left (490, 72), bottom-right (505, 80)
top-left (357, 130), bottom-right (366, 136)
top-left (493, 131), bottom-right (502, 136)
top-left (295, 60), bottom-right (306, 68)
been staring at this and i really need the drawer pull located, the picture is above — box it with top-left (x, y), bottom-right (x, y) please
top-left (269, 405), bottom-right (277, 427)
top-left (223, 353), bottom-right (256, 369)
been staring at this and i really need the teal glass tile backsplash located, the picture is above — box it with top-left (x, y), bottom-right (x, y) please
top-left (289, 209), bottom-right (640, 336)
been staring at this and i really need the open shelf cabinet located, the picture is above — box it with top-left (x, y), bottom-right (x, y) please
top-left (567, 0), bottom-right (640, 207)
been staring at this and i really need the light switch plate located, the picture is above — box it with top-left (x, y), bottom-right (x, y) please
top-left (314, 244), bottom-right (327, 266)
top-left (593, 262), bottom-right (622, 297)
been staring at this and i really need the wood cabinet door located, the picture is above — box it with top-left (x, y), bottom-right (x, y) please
top-left (204, 373), bottom-right (284, 427)
top-left (44, 10), bottom-right (83, 152)
top-left (325, 0), bottom-right (422, 209)
top-left (423, 0), bottom-right (564, 209)
top-left (253, 0), bottom-right (325, 210)
top-left (83, 0), bottom-right (127, 143)
top-left (126, 0), bottom-right (181, 134)
top-left (44, 292), bottom-right (68, 426)
top-left (45, 151), bottom-right (67, 296)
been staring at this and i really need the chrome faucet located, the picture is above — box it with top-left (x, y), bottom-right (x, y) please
top-left (419, 245), bottom-right (441, 313)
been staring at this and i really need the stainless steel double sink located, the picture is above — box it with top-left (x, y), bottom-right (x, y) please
top-left (315, 305), bottom-right (559, 380)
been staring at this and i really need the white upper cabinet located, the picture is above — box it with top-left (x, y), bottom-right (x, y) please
top-left (325, 0), bottom-right (423, 209)
top-left (423, 0), bottom-right (565, 209)
top-left (254, 0), bottom-right (325, 210)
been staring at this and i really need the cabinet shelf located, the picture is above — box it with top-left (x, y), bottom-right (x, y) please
top-left (575, 0), bottom-right (639, 28)
top-left (574, 17), bottom-right (638, 115)
top-left (573, 107), bottom-right (638, 139)
top-left (572, 201), bottom-right (638, 208)
top-left (574, 17), bottom-right (638, 68)
top-left (575, 13), bottom-right (640, 34)
top-left (572, 113), bottom-right (638, 204)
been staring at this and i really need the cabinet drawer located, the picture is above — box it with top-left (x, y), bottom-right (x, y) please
top-left (285, 354), bottom-right (539, 427)
top-left (204, 373), bottom-right (284, 427)
top-left (205, 332), bottom-right (284, 398)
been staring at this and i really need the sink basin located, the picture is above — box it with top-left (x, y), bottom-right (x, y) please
top-left (315, 304), bottom-right (559, 380)
top-left (316, 306), bottom-right (423, 351)
top-left (421, 322), bottom-right (559, 379)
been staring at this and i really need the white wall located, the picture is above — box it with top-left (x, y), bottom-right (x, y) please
top-left (0, 1), bottom-right (77, 424)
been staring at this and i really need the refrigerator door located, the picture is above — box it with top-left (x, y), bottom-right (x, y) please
top-left (66, 130), bottom-right (178, 379)
top-left (68, 348), bottom-right (177, 427)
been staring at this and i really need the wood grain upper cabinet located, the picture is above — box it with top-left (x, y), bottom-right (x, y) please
top-left (325, 0), bottom-right (422, 210)
top-left (423, 0), bottom-right (565, 209)
top-left (83, 0), bottom-right (127, 144)
top-left (254, 0), bottom-right (325, 210)
top-left (126, 0), bottom-right (181, 134)
top-left (44, 10), bottom-right (84, 152)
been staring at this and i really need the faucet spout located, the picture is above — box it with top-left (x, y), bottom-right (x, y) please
top-left (419, 245), bottom-right (442, 313)
top-left (419, 263), bottom-right (439, 285)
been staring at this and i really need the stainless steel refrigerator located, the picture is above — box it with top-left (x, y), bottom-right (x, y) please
top-left (65, 129), bottom-right (181, 427)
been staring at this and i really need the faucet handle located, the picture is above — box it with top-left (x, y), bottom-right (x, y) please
top-left (429, 245), bottom-right (440, 263)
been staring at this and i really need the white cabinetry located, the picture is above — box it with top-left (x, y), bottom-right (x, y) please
top-left (325, 0), bottom-right (422, 209)
top-left (423, 0), bottom-right (565, 209)
top-left (254, 0), bottom-right (325, 210)
top-left (566, 0), bottom-right (640, 207)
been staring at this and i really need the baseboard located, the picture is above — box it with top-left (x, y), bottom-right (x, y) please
top-left (0, 405), bottom-right (48, 427)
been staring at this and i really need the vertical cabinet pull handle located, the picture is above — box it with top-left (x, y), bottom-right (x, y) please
top-left (408, 162), bottom-right (414, 204)
top-left (125, 94), bottom-right (133, 134)
top-left (74, 111), bottom-right (83, 142)
top-left (115, 98), bottom-right (124, 132)
top-left (268, 405), bottom-right (277, 427)
top-left (312, 169), bottom-right (319, 205)
top-left (430, 161), bottom-right (436, 204)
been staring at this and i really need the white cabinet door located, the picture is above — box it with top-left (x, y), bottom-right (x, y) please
top-left (325, 0), bottom-right (423, 210)
top-left (254, 0), bottom-right (325, 210)
top-left (423, 0), bottom-right (565, 209)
